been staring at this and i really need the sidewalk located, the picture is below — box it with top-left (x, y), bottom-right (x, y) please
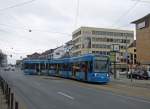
top-left (0, 88), bottom-right (8, 109)
top-left (111, 75), bottom-right (150, 89)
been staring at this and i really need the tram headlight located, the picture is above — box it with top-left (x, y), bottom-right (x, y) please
top-left (106, 74), bottom-right (109, 77)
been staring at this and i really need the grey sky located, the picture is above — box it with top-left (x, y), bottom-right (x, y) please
top-left (0, 0), bottom-right (150, 64)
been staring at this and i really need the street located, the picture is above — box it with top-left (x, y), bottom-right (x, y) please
top-left (0, 68), bottom-right (150, 109)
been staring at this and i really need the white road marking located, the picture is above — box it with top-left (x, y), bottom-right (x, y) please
top-left (58, 92), bottom-right (74, 100)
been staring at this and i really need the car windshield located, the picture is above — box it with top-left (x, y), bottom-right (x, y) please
top-left (93, 60), bottom-right (108, 72)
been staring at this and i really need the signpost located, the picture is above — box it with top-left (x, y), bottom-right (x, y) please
top-left (110, 44), bottom-right (120, 79)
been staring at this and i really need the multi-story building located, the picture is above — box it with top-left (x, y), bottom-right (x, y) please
top-left (72, 27), bottom-right (134, 69)
top-left (132, 14), bottom-right (150, 65)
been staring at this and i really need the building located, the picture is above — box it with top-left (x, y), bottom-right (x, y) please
top-left (39, 49), bottom-right (54, 59)
top-left (0, 50), bottom-right (7, 67)
top-left (52, 46), bottom-right (66, 59)
top-left (72, 27), bottom-right (134, 64)
top-left (63, 40), bottom-right (73, 58)
top-left (132, 14), bottom-right (150, 65)
top-left (27, 52), bottom-right (41, 59)
top-left (127, 40), bottom-right (136, 65)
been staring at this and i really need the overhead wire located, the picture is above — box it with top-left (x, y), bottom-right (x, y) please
top-left (111, 0), bottom-right (141, 29)
top-left (0, 0), bottom-right (36, 12)
top-left (0, 24), bottom-right (71, 36)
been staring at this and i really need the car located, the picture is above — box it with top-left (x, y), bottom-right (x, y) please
top-left (128, 70), bottom-right (149, 80)
top-left (119, 71), bottom-right (127, 75)
top-left (11, 67), bottom-right (15, 71)
top-left (4, 67), bottom-right (11, 71)
top-left (10, 66), bottom-right (15, 71)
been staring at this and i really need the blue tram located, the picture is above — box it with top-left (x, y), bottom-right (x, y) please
top-left (23, 54), bottom-right (110, 83)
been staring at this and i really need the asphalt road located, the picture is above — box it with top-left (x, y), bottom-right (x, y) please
top-left (0, 68), bottom-right (150, 109)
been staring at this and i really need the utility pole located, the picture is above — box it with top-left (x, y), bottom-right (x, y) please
top-left (125, 33), bottom-right (128, 78)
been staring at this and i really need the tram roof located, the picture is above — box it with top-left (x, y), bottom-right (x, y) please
top-left (23, 59), bottom-right (48, 63)
top-left (23, 54), bottom-right (108, 64)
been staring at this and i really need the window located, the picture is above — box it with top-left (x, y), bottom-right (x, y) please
top-left (134, 54), bottom-right (136, 58)
top-left (56, 52), bottom-right (60, 55)
top-left (73, 30), bottom-right (81, 38)
top-left (93, 60), bottom-right (108, 72)
top-left (134, 49), bottom-right (136, 52)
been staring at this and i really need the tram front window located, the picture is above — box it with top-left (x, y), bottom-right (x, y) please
top-left (93, 60), bottom-right (108, 72)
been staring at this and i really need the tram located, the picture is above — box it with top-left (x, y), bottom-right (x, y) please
top-left (23, 54), bottom-right (110, 83)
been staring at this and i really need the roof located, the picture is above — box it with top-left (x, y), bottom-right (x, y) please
top-left (41, 49), bottom-right (54, 55)
top-left (128, 40), bottom-right (136, 48)
top-left (132, 14), bottom-right (150, 24)
top-left (27, 52), bottom-right (40, 57)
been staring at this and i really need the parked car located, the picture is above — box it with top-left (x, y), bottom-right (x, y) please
top-left (128, 70), bottom-right (149, 80)
top-left (119, 71), bottom-right (127, 75)
top-left (4, 67), bottom-right (11, 71)
top-left (4, 66), bottom-right (15, 71)
top-left (11, 67), bottom-right (15, 71)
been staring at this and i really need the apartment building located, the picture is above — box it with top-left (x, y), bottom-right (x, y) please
top-left (72, 27), bottom-right (134, 68)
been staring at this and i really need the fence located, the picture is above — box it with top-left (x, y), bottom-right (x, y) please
top-left (0, 75), bottom-right (19, 109)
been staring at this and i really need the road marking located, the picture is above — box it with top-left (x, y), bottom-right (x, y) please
top-left (62, 79), bottom-right (150, 104)
top-left (58, 92), bottom-right (74, 100)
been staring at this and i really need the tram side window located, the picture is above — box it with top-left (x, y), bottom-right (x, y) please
top-left (46, 64), bottom-right (49, 70)
top-left (81, 61), bottom-right (92, 73)
top-left (72, 62), bottom-right (81, 72)
top-left (50, 64), bottom-right (57, 70)
top-left (24, 63), bottom-right (29, 69)
top-left (41, 64), bottom-right (45, 70)
top-left (60, 64), bottom-right (69, 71)
top-left (26, 64), bottom-right (35, 69)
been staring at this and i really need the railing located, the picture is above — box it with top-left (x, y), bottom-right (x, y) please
top-left (0, 76), bottom-right (19, 109)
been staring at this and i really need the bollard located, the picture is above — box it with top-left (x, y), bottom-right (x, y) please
top-left (15, 101), bottom-right (19, 109)
top-left (2, 80), bottom-right (4, 94)
top-left (11, 93), bottom-right (14, 109)
top-left (6, 84), bottom-right (9, 101)
top-left (8, 88), bottom-right (11, 108)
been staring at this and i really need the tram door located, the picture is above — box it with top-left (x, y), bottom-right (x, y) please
top-left (35, 64), bottom-right (39, 73)
top-left (72, 64), bottom-right (76, 77)
top-left (72, 63), bottom-right (80, 78)
top-left (82, 62), bottom-right (88, 80)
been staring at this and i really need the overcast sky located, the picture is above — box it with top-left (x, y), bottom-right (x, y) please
top-left (0, 0), bottom-right (150, 64)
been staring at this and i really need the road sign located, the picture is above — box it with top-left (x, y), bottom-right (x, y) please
top-left (110, 52), bottom-right (116, 62)
top-left (111, 44), bottom-right (120, 52)
top-left (110, 52), bottom-right (120, 62)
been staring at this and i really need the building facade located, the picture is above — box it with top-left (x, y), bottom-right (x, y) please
top-left (127, 40), bottom-right (136, 65)
top-left (63, 40), bottom-right (73, 57)
top-left (27, 52), bottom-right (41, 59)
top-left (39, 49), bottom-right (54, 60)
top-left (72, 27), bottom-right (134, 65)
top-left (52, 46), bottom-right (66, 59)
top-left (0, 50), bottom-right (7, 67)
top-left (132, 14), bottom-right (150, 65)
